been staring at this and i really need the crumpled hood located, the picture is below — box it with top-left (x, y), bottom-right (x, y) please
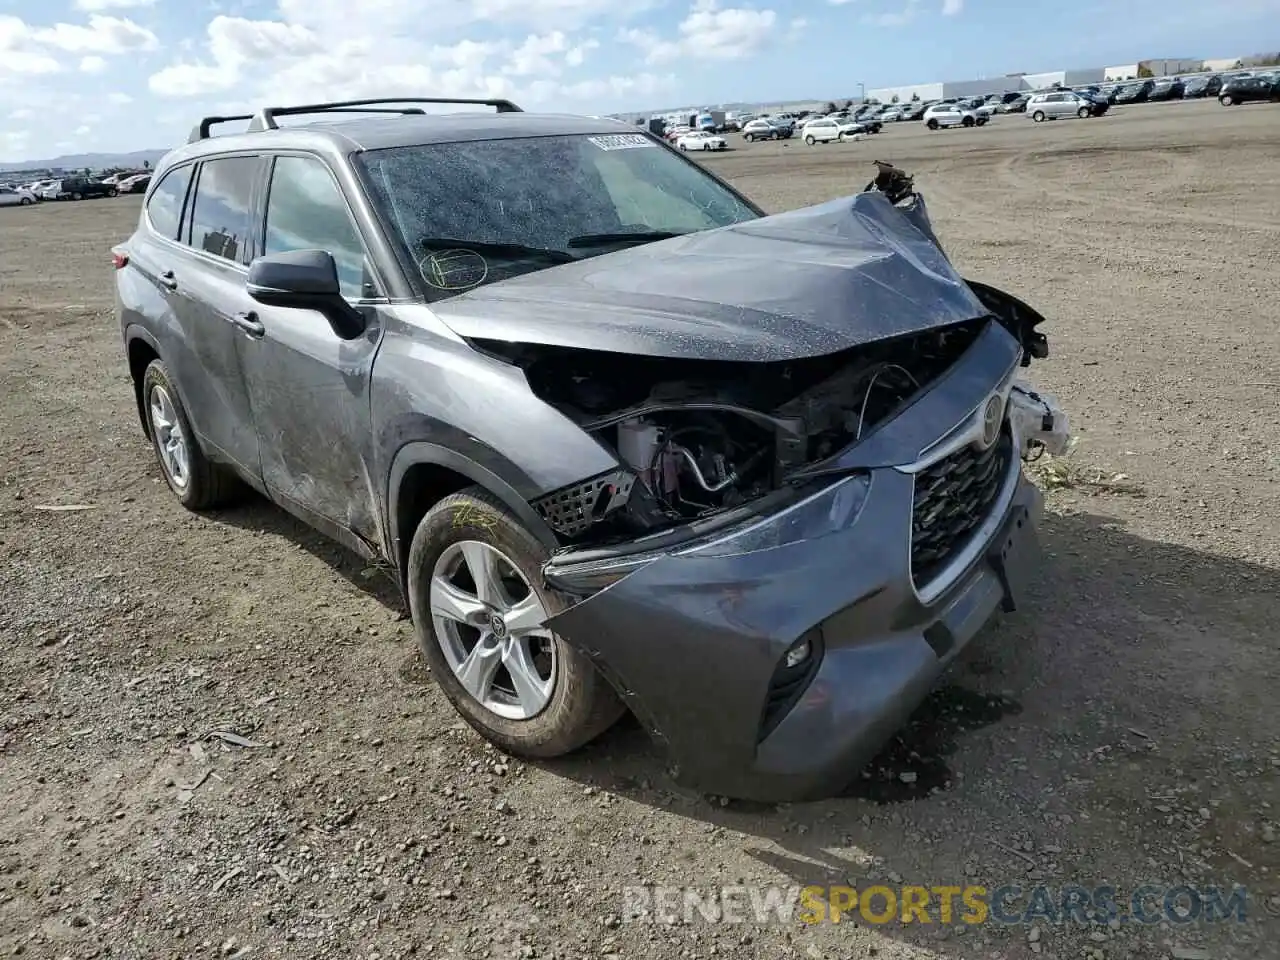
top-left (429, 190), bottom-right (988, 362)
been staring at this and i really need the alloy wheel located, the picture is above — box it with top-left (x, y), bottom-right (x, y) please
top-left (430, 540), bottom-right (557, 721)
top-left (148, 384), bottom-right (190, 490)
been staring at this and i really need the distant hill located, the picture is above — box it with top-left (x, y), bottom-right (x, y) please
top-left (0, 148), bottom-right (170, 174)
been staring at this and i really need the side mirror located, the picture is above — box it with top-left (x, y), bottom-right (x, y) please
top-left (246, 249), bottom-right (365, 339)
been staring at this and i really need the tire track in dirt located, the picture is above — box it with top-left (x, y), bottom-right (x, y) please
top-left (924, 154), bottom-right (1278, 282)
top-left (998, 146), bottom-right (1280, 235)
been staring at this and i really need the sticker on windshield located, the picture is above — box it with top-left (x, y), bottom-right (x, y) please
top-left (587, 134), bottom-right (656, 151)
top-left (419, 249), bottom-right (489, 291)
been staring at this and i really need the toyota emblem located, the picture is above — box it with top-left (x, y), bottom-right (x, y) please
top-left (978, 394), bottom-right (1004, 450)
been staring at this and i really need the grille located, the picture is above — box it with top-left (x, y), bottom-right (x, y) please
top-left (910, 429), bottom-right (1013, 591)
top-left (533, 471), bottom-right (633, 538)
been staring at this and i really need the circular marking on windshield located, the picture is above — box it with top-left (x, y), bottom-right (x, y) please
top-left (419, 249), bottom-right (489, 291)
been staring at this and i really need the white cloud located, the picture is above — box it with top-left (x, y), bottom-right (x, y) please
top-left (566, 39), bottom-right (598, 66)
top-left (32, 15), bottom-right (159, 54)
top-left (630, 0), bottom-right (778, 64)
top-left (74, 124), bottom-right (91, 135)
top-left (108, 91), bottom-right (133, 104)
top-left (9, 108), bottom-right (35, 120)
top-left (74, 0), bottom-right (157, 9)
top-left (506, 31), bottom-right (569, 77)
top-left (0, 15), bottom-right (62, 74)
top-left (866, 0), bottom-right (920, 26)
top-left (149, 15), bottom-right (322, 96)
top-left (941, 0), bottom-right (962, 13)
top-left (79, 55), bottom-right (108, 73)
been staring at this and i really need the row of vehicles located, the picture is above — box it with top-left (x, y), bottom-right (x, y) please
top-left (6, 170), bottom-right (152, 203)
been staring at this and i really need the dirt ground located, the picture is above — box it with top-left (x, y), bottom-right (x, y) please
top-left (2, 98), bottom-right (1278, 960)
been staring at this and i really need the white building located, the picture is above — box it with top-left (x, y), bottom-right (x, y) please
top-left (1106, 58), bottom-right (1204, 79)
top-left (867, 67), bottom-right (1106, 103)
top-left (1020, 68), bottom-right (1106, 88)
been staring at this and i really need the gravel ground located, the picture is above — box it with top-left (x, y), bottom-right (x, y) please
top-left (2, 98), bottom-right (1278, 960)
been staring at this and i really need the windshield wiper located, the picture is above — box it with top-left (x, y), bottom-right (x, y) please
top-left (566, 230), bottom-right (687, 248)
top-left (418, 237), bottom-right (578, 264)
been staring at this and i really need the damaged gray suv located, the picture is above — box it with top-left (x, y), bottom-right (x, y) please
top-left (115, 98), bottom-right (1071, 801)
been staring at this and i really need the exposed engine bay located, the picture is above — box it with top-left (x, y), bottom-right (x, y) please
top-left (480, 162), bottom-right (1067, 545)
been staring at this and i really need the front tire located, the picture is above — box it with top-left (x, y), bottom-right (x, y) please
top-left (107, 188), bottom-right (118, 198)
top-left (1032, 110), bottom-right (1046, 122)
top-left (927, 119), bottom-right (939, 130)
top-left (1220, 94), bottom-right (1233, 106)
top-left (141, 360), bottom-right (241, 510)
top-left (20, 197), bottom-right (32, 205)
top-left (804, 134), bottom-right (816, 145)
top-left (1078, 107), bottom-right (1091, 118)
top-left (962, 116), bottom-right (975, 127)
top-left (71, 192), bottom-right (83, 201)
top-left (408, 488), bottom-right (625, 759)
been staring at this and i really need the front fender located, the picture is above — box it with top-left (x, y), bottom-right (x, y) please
top-left (965, 279), bottom-right (1050, 364)
top-left (385, 441), bottom-right (560, 577)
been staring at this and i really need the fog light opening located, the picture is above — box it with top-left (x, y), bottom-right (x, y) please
top-left (784, 637), bottom-right (812, 669)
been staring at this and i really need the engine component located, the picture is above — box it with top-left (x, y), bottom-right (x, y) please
top-left (616, 419), bottom-right (661, 487)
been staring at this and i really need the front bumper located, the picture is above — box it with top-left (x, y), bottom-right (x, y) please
top-left (545, 456), bottom-right (1046, 803)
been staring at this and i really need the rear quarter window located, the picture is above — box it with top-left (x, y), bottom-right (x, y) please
top-left (146, 165), bottom-right (193, 241)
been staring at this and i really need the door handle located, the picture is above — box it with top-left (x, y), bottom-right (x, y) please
top-left (231, 311), bottom-right (265, 338)
top-left (159, 270), bottom-right (178, 291)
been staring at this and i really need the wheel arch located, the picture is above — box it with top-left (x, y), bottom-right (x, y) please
top-left (387, 442), bottom-right (559, 593)
top-left (125, 326), bottom-right (163, 438)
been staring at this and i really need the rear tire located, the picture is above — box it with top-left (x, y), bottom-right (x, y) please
top-left (141, 360), bottom-right (242, 511)
top-left (19, 197), bottom-right (32, 205)
top-left (107, 188), bottom-right (118, 198)
top-left (71, 192), bottom-right (83, 201)
top-left (408, 488), bottom-right (625, 758)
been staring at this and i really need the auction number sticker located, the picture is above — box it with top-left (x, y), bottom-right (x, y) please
top-left (587, 134), bottom-right (655, 151)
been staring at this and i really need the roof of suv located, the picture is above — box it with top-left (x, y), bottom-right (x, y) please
top-left (162, 105), bottom-right (636, 170)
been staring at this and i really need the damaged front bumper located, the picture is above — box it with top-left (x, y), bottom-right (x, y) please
top-left (543, 382), bottom-right (1067, 803)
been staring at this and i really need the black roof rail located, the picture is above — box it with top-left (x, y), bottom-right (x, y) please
top-left (188, 113), bottom-right (254, 144)
top-left (244, 96), bottom-right (524, 133)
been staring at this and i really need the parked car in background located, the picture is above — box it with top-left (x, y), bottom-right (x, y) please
top-left (902, 102), bottom-right (928, 120)
top-left (118, 173), bottom-right (153, 194)
top-left (48, 176), bottom-right (120, 200)
top-left (1027, 91), bottom-right (1108, 121)
top-left (1002, 95), bottom-right (1031, 113)
top-left (742, 118), bottom-right (793, 141)
top-left (801, 117), bottom-right (865, 144)
top-left (675, 131), bottom-right (727, 151)
top-left (1148, 78), bottom-right (1185, 101)
top-left (878, 106), bottom-right (904, 122)
top-left (1113, 80), bottom-right (1154, 104)
top-left (1219, 73), bottom-right (1280, 105)
top-left (1181, 74), bottom-right (1223, 98)
top-left (923, 103), bottom-right (986, 129)
top-left (0, 185), bottom-right (37, 206)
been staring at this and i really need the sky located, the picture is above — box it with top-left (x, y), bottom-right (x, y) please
top-left (1, 0), bottom-right (1279, 163)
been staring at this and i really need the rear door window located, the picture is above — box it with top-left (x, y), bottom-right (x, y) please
top-left (145, 164), bottom-right (193, 241)
top-left (186, 156), bottom-right (259, 264)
